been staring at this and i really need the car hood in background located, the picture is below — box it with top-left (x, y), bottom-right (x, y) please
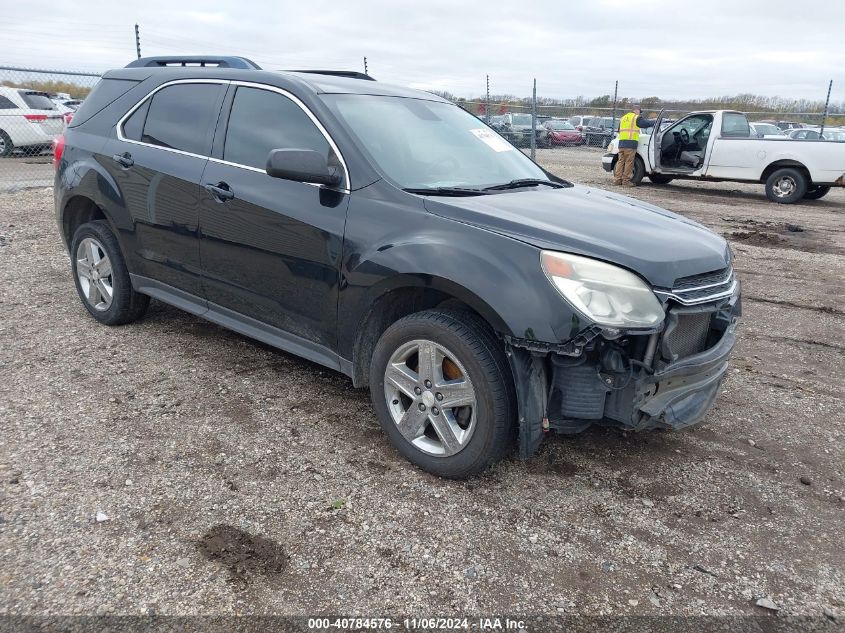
top-left (423, 185), bottom-right (729, 289)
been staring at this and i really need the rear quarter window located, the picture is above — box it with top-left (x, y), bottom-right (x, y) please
top-left (0, 96), bottom-right (18, 110)
top-left (68, 78), bottom-right (140, 128)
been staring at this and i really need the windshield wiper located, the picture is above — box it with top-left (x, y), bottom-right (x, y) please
top-left (403, 186), bottom-right (488, 197)
top-left (482, 178), bottom-right (565, 191)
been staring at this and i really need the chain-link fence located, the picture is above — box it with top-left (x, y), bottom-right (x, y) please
top-left (1, 65), bottom-right (842, 190)
top-left (0, 66), bottom-right (100, 190)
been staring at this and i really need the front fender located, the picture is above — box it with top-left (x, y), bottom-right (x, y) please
top-left (338, 189), bottom-right (579, 361)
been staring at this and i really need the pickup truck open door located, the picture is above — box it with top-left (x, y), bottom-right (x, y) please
top-left (650, 109), bottom-right (666, 173)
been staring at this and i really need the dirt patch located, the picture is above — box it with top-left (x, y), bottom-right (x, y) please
top-left (196, 524), bottom-right (288, 586)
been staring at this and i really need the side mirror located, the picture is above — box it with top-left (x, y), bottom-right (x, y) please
top-left (265, 149), bottom-right (342, 187)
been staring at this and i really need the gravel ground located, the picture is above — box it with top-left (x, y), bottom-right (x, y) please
top-left (1, 147), bottom-right (843, 623)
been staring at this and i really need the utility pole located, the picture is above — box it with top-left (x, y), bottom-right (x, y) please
top-left (611, 80), bottom-right (618, 131)
top-left (819, 79), bottom-right (833, 137)
top-left (530, 78), bottom-right (537, 160)
top-left (363, 56), bottom-right (368, 75)
top-left (485, 74), bottom-right (490, 124)
top-left (134, 23), bottom-right (141, 59)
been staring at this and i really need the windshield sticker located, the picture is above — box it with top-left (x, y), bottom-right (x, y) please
top-left (469, 128), bottom-right (514, 152)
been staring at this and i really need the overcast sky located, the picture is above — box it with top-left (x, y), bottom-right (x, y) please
top-left (2, 0), bottom-right (842, 101)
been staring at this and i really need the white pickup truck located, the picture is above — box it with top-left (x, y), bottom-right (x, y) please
top-left (601, 110), bottom-right (845, 203)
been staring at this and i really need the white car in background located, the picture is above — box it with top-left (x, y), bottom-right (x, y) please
top-left (0, 86), bottom-right (65, 157)
top-left (749, 122), bottom-right (786, 138)
top-left (602, 109), bottom-right (845, 202)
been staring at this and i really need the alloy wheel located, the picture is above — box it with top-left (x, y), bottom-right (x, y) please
top-left (383, 339), bottom-right (477, 457)
top-left (76, 237), bottom-right (114, 311)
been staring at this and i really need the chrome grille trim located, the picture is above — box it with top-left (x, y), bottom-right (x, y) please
top-left (655, 267), bottom-right (737, 306)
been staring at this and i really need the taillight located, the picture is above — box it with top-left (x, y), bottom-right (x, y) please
top-left (24, 114), bottom-right (48, 122)
top-left (63, 112), bottom-right (73, 125)
top-left (53, 134), bottom-right (65, 169)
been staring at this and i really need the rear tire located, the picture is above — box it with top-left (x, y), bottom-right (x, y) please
top-left (0, 130), bottom-right (13, 157)
top-left (648, 173), bottom-right (674, 185)
top-left (70, 220), bottom-right (149, 325)
top-left (803, 185), bottom-right (830, 200)
top-left (369, 309), bottom-right (516, 479)
top-left (765, 167), bottom-right (807, 204)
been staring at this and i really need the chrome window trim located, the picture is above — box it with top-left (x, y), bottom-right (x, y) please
top-left (114, 78), bottom-right (351, 193)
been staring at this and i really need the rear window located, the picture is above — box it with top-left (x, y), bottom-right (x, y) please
top-left (722, 112), bottom-right (750, 137)
top-left (68, 78), bottom-right (139, 128)
top-left (18, 91), bottom-right (55, 110)
top-left (140, 83), bottom-right (223, 155)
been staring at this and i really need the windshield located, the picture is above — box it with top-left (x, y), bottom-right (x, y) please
top-left (511, 114), bottom-right (532, 125)
top-left (326, 95), bottom-right (547, 189)
top-left (549, 121), bottom-right (575, 130)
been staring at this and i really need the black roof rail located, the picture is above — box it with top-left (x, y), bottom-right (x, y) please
top-left (287, 70), bottom-right (376, 81)
top-left (126, 56), bottom-right (262, 70)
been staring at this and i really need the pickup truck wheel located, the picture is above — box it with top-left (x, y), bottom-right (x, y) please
top-left (631, 156), bottom-right (645, 185)
top-left (369, 309), bottom-right (516, 479)
top-left (0, 131), bottom-right (13, 157)
top-left (765, 168), bottom-right (807, 204)
top-left (70, 220), bottom-right (150, 325)
top-left (648, 173), bottom-right (674, 185)
top-left (803, 185), bottom-right (831, 200)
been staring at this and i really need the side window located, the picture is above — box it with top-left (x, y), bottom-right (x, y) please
top-left (223, 86), bottom-right (332, 172)
top-left (0, 96), bottom-right (18, 109)
top-left (721, 113), bottom-right (750, 137)
top-left (140, 83), bottom-right (222, 155)
top-left (122, 99), bottom-right (150, 141)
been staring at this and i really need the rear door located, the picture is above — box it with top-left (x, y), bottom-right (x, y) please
top-left (103, 80), bottom-right (227, 297)
top-left (704, 112), bottom-right (760, 180)
top-left (198, 83), bottom-right (349, 350)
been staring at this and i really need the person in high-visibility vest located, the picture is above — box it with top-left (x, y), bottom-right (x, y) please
top-left (614, 105), bottom-right (657, 186)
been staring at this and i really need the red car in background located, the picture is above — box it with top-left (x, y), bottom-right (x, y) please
top-left (544, 119), bottom-right (585, 146)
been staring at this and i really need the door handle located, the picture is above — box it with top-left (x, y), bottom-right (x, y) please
top-left (112, 152), bottom-right (134, 168)
top-left (204, 182), bottom-right (234, 202)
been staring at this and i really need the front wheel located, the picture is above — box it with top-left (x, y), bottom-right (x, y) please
top-left (803, 185), bottom-right (831, 200)
top-left (369, 309), bottom-right (516, 479)
top-left (0, 130), bottom-right (13, 157)
top-left (765, 168), bottom-right (807, 204)
top-left (631, 156), bottom-right (645, 185)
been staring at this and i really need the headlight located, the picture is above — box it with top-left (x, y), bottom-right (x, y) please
top-left (540, 251), bottom-right (665, 328)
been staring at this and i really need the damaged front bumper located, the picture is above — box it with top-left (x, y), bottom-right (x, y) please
top-left (506, 290), bottom-right (740, 457)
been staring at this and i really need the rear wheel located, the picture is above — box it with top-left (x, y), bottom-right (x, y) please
top-left (70, 220), bottom-right (149, 325)
top-left (648, 173), bottom-right (674, 185)
top-left (369, 309), bottom-right (516, 479)
top-left (0, 130), bottom-right (13, 157)
top-left (765, 167), bottom-right (807, 204)
top-left (803, 185), bottom-right (831, 200)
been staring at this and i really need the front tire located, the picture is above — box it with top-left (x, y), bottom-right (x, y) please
top-left (0, 130), bottom-right (13, 157)
top-left (70, 220), bottom-right (149, 325)
top-left (631, 156), bottom-right (645, 185)
top-left (803, 185), bottom-right (831, 200)
top-left (765, 168), bottom-right (807, 204)
top-left (369, 309), bottom-right (516, 479)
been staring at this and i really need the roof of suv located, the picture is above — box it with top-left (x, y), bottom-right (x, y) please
top-left (104, 58), bottom-right (448, 102)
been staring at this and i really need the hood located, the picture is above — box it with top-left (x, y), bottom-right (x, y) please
top-left (423, 185), bottom-right (729, 289)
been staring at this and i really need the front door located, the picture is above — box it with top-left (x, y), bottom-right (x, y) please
top-left (104, 81), bottom-right (227, 296)
top-left (198, 84), bottom-right (349, 351)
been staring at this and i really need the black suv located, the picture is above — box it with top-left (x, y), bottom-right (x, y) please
top-left (55, 56), bottom-right (741, 479)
